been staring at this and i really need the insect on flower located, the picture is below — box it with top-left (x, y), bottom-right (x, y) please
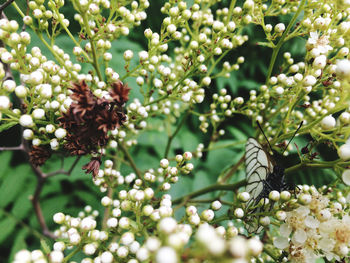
top-left (244, 121), bottom-right (303, 232)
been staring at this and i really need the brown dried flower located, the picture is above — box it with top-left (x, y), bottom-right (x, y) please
top-left (29, 146), bottom-right (52, 167)
top-left (58, 80), bottom-right (129, 176)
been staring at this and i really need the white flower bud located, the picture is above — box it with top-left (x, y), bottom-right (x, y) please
top-left (269, 190), bottom-right (280, 201)
top-left (23, 129), bottom-right (34, 140)
top-left (320, 115), bottom-right (336, 130)
top-left (49, 251), bottom-right (64, 263)
top-left (138, 51), bottom-right (149, 61)
top-left (156, 247), bottom-right (177, 263)
top-left (234, 208), bottom-right (244, 218)
top-left (248, 238), bottom-right (263, 256)
top-left (303, 75), bottom-right (317, 86)
top-left (124, 50), bottom-right (133, 60)
top-left (342, 169), bottom-right (350, 185)
top-left (275, 23), bottom-right (285, 33)
top-left (3, 80), bottom-right (16, 92)
top-left (32, 108), bottom-right (45, 119)
top-left (106, 217), bottom-right (118, 228)
top-left (101, 196), bottom-right (112, 206)
top-left (298, 193), bottom-right (312, 205)
top-left (336, 59), bottom-right (350, 79)
top-left (83, 243), bottom-right (97, 255)
top-left (101, 251), bottom-right (113, 263)
top-left (53, 212), bottom-right (65, 224)
top-left (19, 114), bottom-right (34, 127)
top-left (0, 96), bottom-right (10, 110)
top-left (313, 55), bottom-right (327, 69)
top-left (211, 200), bottom-right (222, 210)
top-left (280, 191), bottom-right (291, 201)
top-left (238, 192), bottom-right (250, 202)
top-left (339, 112), bottom-right (350, 124)
top-left (276, 210), bottom-right (287, 221)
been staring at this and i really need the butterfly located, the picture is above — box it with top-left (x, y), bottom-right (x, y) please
top-left (244, 121), bottom-right (303, 232)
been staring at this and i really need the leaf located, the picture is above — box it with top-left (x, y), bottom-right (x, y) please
top-left (11, 182), bottom-right (35, 219)
top-left (0, 122), bottom-right (18, 133)
top-left (8, 229), bottom-right (28, 262)
top-left (0, 152), bottom-right (12, 179)
top-left (0, 217), bottom-right (16, 243)
top-left (0, 164), bottom-right (30, 208)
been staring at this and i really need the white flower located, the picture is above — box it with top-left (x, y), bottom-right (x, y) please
top-left (273, 236), bottom-right (289, 249)
top-left (307, 32), bottom-right (333, 54)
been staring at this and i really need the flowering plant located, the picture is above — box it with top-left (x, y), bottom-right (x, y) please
top-left (1, 0), bottom-right (350, 262)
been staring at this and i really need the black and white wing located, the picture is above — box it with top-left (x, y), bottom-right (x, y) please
top-left (245, 138), bottom-right (273, 205)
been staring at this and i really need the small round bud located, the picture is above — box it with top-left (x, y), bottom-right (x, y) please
top-left (53, 212), bottom-right (65, 224)
top-left (238, 192), bottom-right (250, 202)
top-left (19, 114), bottom-right (34, 127)
top-left (234, 208), bottom-right (244, 218)
top-left (269, 190), bottom-right (280, 201)
top-left (211, 200), bottom-right (222, 210)
top-left (320, 115), bottom-right (336, 130)
top-left (280, 191), bottom-right (291, 201)
top-left (298, 193), bottom-right (312, 205)
top-left (338, 144), bottom-right (350, 161)
top-left (275, 23), bottom-right (285, 33)
top-left (160, 158), bottom-right (169, 168)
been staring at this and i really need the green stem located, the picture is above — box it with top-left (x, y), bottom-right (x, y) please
top-left (81, 13), bottom-right (103, 81)
top-left (119, 142), bottom-right (142, 179)
top-left (285, 159), bottom-right (350, 178)
top-left (264, 246), bottom-right (279, 261)
top-left (63, 245), bottom-right (82, 263)
top-left (164, 109), bottom-right (190, 158)
top-left (265, 0), bottom-right (306, 82)
top-left (172, 180), bottom-right (246, 205)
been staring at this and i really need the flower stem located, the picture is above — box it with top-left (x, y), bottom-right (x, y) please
top-left (172, 180), bottom-right (246, 205)
top-left (119, 142), bottom-right (142, 179)
top-left (164, 109), bottom-right (190, 158)
top-left (265, 0), bottom-right (306, 82)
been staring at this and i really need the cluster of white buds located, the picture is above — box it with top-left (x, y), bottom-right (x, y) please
top-left (195, 224), bottom-right (263, 260)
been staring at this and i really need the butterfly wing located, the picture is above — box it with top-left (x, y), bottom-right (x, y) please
top-left (245, 138), bottom-right (273, 205)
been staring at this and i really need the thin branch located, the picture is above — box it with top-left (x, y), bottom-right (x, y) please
top-left (119, 142), bottom-right (142, 179)
top-left (23, 137), bottom-right (56, 239)
top-left (45, 156), bottom-right (81, 177)
top-left (219, 154), bottom-right (245, 183)
top-left (172, 179), bottom-right (246, 205)
top-left (164, 109), bottom-right (190, 158)
top-left (0, 144), bottom-right (25, 151)
top-left (0, 0), bottom-right (15, 14)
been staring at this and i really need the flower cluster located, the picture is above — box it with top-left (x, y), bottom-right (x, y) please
top-left (273, 187), bottom-right (350, 262)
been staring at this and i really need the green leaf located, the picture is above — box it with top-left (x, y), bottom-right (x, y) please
top-left (11, 183), bottom-right (35, 219)
top-left (0, 122), bottom-right (18, 133)
top-left (0, 165), bottom-right (30, 208)
top-left (0, 217), bottom-right (16, 243)
top-left (9, 229), bottom-right (28, 262)
top-left (0, 152), bottom-right (12, 179)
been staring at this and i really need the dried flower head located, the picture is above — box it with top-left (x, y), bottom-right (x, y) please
top-left (59, 81), bottom-right (130, 176)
